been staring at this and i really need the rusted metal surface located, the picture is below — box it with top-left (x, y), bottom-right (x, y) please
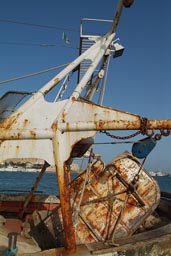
top-left (51, 127), bottom-right (77, 253)
top-left (55, 164), bottom-right (76, 252)
top-left (69, 152), bottom-right (160, 244)
top-left (58, 100), bottom-right (171, 133)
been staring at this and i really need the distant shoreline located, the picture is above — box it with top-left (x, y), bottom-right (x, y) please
top-left (149, 171), bottom-right (171, 177)
top-left (0, 167), bottom-right (170, 177)
top-left (0, 166), bottom-right (56, 173)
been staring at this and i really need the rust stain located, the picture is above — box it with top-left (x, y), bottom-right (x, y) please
top-left (53, 77), bottom-right (60, 84)
top-left (61, 111), bottom-right (67, 123)
top-left (44, 78), bottom-right (60, 95)
top-left (71, 96), bottom-right (76, 102)
top-left (16, 132), bottom-right (22, 139)
top-left (92, 119), bottom-right (141, 131)
top-left (56, 162), bottom-right (76, 252)
top-left (51, 122), bottom-right (57, 131)
top-left (66, 122), bottom-right (70, 132)
top-left (97, 120), bottom-right (105, 130)
top-left (23, 119), bottom-right (29, 128)
top-left (0, 113), bottom-right (20, 130)
top-left (15, 145), bottom-right (20, 157)
top-left (30, 130), bottom-right (36, 139)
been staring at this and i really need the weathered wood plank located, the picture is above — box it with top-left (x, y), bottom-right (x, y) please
top-left (86, 223), bottom-right (171, 254)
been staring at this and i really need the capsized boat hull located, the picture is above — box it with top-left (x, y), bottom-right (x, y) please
top-left (69, 152), bottom-right (160, 244)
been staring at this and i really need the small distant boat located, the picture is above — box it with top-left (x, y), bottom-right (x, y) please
top-left (0, 0), bottom-right (171, 255)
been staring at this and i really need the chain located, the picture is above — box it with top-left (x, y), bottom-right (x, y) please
top-left (100, 117), bottom-right (148, 140)
top-left (100, 117), bottom-right (171, 141)
top-left (154, 129), bottom-right (171, 141)
top-left (140, 117), bottom-right (148, 135)
top-left (100, 129), bottom-right (141, 140)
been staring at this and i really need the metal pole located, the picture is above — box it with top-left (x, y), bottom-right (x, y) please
top-left (98, 55), bottom-right (111, 105)
top-left (8, 233), bottom-right (18, 250)
top-left (57, 163), bottom-right (76, 252)
top-left (109, 0), bottom-right (124, 35)
top-left (52, 130), bottom-right (76, 253)
top-left (59, 119), bottom-right (171, 132)
top-left (20, 161), bottom-right (49, 218)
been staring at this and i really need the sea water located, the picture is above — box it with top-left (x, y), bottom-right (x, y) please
top-left (0, 171), bottom-right (170, 195)
top-left (0, 171), bottom-right (59, 195)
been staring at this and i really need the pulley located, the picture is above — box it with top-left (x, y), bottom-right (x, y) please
top-left (132, 137), bottom-right (156, 159)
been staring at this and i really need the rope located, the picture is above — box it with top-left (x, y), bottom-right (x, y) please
top-left (106, 156), bottom-right (147, 246)
top-left (73, 149), bottom-right (93, 226)
top-left (131, 157), bottom-right (147, 185)
top-left (111, 193), bottom-right (129, 245)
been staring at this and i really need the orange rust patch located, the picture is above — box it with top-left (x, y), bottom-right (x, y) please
top-left (61, 111), bottom-right (66, 122)
top-left (71, 96), bottom-right (76, 102)
top-left (54, 77), bottom-right (60, 84)
top-left (17, 133), bottom-right (22, 139)
top-left (0, 113), bottom-right (20, 130)
top-left (30, 130), bottom-right (36, 138)
top-left (23, 119), bottom-right (29, 126)
top-left (97, 120), bottom-right (105, 129)
top-left (51, 122), bottom-right (57, 131)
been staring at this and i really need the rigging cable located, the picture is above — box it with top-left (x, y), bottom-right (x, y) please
top-left (0, 18), bottom-right (79, 32)
top-left (0, 41), bottom-right (79, 49)
top-left (0, 63), bottom-right (70, 85)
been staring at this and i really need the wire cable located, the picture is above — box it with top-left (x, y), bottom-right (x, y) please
top-left (0, 63), bottom-right (70, 85)
top-left (0, 41), bottom-right (79, 49)
top-left (0, 18), bottom-right (79, 32)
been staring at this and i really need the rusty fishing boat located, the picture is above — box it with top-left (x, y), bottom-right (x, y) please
top-left (0, 0), bottom-right (171, 255)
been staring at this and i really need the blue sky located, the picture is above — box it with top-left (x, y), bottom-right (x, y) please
top-left (0, 0), bottom-right (171, 172)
